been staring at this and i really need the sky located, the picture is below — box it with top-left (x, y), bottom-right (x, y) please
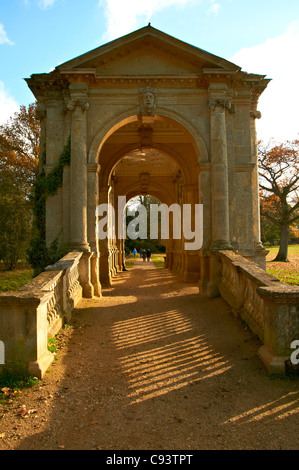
top-left (1, 0), bottom-right (299, 143)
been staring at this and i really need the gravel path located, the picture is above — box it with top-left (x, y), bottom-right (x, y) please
top-left (0, 259), bottom-right (298, 450)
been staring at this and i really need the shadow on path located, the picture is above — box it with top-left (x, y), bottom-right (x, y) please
top-left (11, 261), bottom-right (299, 450)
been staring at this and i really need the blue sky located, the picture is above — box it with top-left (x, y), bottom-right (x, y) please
top-left (1, 0), bottom-right (299, 143)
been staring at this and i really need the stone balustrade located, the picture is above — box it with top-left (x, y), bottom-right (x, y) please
top-left (0, 252), bottom-right (84, 379)
top-left (218, 250), bottom-right (299, 374)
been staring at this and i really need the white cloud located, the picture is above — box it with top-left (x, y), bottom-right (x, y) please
top-left (229, 21), bottom-right (299, 143)
top-left (101, 0), bottom-right (194, 41)
top-left (0, 82), bottom-right (19, 125)
top-left (38, 0), bottom-right (57, 8)
top-left (208, 0), bottom-right (220, 14)
top-left (0, 24), bottom-right (14, 45)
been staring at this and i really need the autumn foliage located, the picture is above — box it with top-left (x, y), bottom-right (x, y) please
top-left (0, 103), bottom-right (39, 270)
top-left (258, 139), bottom-right (299, 261)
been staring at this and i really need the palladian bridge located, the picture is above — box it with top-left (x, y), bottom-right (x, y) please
top-left (0, 26), bottom-right (298, 378)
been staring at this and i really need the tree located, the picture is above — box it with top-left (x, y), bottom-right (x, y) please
top-left (0, 103), bottom-right (39, 187)
top-left (258, 139), bottom-right (299, 261)
top-left (0, 103), bottom-right (39, 269)
top-left (125, 195), bottom-right (166, 254)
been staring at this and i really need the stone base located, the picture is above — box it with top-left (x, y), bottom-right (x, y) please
top-left (258, 345), bottom-right (288, 375)
top-left (82, 282), bottom-right (94, 299)
top-left (28, 351), bottom-right (54, 379)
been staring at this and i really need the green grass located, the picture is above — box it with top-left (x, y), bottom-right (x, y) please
top-left (266, 244), bottom-right (299, 257)
top-left (124, 257), bottom-right (136, 269)
top-left (266, 244), bottom-right (299, 286)
top-left (48, 336), bottom-right (58, 354)
top-left (0, 262), bottom-right (34, 292)
top-left (0, 374), bottom-right (39, 405)
top-left (151, 254), bottom-right (166, 269)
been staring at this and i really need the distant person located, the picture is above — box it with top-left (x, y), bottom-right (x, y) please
top-left (142, 250), bottom-right (147, 262)
top-left (146, 248), bottom-right (151, 262)
top-left (140, 249), bottom-right (143, 259)
top-left (132, 248), bottom-right (137, 259)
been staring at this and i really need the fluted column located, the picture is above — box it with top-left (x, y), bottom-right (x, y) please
top-left (36, 101), bottom-right (47, 174)
top-left (208, 85), bottom-right (233, 250)
top-left (87, 163), bottom-right (102, 297)
top-left (183, 183), bottom-right (201, 282)
top-left (250, 108), bottom-right (268, 269)
top-left (44, 98), bottom-right (64, 246)
top-left (66, 84), bottom-right (94, 298)
top-left (207, 84), bottom-right (233, 297)
top-left (67, 84), bottom-right (90, 252)
top-left (250, 109), bottom-right (263, 247)
top-left (98, 185), bottom-right (112, 286)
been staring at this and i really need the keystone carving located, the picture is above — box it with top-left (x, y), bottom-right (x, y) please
top-left (139, 87), bottom-right (157, 116)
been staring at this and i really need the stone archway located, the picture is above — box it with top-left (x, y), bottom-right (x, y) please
top-left (26, 23), bottom-right (270, 298)
top-left (93, 112), bottom-right (205, 287)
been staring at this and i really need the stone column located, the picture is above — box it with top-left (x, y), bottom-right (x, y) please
top-left (45, 98), bottom-right (64, 246)
top-left (208, 84), bottom-right (232, 250)
top-left (98, 185), bottom-right (112, 286)
top-left (36, 101), bottom-right (47, 174)
top-left (87, 163), bottom-right (102, 297)
top-left (208, 84), bottom-right (232, 297)
top-left (66, 84), bottom-right (93, 298)
top-left (250, 109), bottom-right (268, 268)
top-left (183, 183), bottom-right (201, 282)
top-left (67, 84), bottom-right (90, 252)
top-left (198, 163), bottom-right (211, 293)
top-left (62, 109), bottom-right (72, 246)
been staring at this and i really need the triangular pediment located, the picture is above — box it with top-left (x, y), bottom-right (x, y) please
top-left (57, 25), bottom-right (240, 76)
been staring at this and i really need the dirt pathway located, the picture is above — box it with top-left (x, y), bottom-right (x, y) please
top-left (0, 259), bottom-right (298, 450)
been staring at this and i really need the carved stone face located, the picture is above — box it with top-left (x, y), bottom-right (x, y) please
top-left (143, 92), bottom-right (155, 111)
top-left (140, 88), bottom-right (156, 116)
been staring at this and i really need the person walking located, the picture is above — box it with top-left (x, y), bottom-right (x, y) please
top-left (142, 250), bottom-right (147, 262)
top-left (132, 248), bottom-right (137, 259)
top-left (146, 248), bottom-right (151, 262)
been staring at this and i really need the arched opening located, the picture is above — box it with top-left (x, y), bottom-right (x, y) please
top-left (95, 115), bottom-right (204, 287)
top-left (124, 194), bottom-right (167, 260)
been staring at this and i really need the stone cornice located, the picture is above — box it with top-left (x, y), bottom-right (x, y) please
top-left (25, 72), bottom-right (69, 99)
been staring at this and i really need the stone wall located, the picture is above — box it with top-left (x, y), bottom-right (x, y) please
top-left (0, 252), bottom-right (84, 378)
top-left (218, 250), bottom-right (299, 374)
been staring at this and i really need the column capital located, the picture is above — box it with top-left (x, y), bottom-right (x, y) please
top-left (66, 83), bottom-right (89, 112)
top-left (208, 98), bottom-right (235, 114)
top-left (66, 96), bottom-right (89, 112)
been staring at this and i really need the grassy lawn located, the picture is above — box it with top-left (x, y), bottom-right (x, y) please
top-left (266, 244), bottom-right (299, 286)
top-left (124, 256), bottom-right (136, 269)
top-left (151, 254), bottom-right (166, 268)
top-left (0, 262), bottom-right (34, 292)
